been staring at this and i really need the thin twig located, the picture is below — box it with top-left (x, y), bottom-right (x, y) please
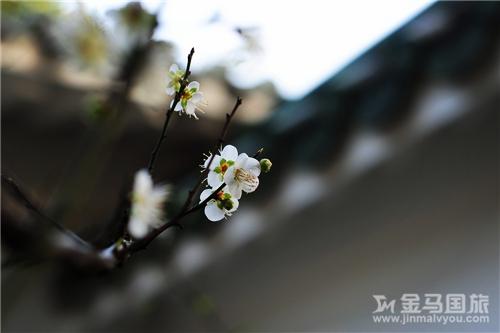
top-left (126, 182), bottom-right (225, 253)
top-left (114, 96), bottom-right (243, 260)
top-left (118, 148), bottom-right (263, 257)
top-left (1, 174), bottom-right (92, 249)
top-left (182, 97), bottom-right (243, 211)
top-left (147, 47), bottom-right (195, 175)
top-left (114, 48), bottom-right (196, 262)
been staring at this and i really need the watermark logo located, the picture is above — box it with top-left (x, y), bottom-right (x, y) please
top-left (372, 293), bottom-right (489, 325)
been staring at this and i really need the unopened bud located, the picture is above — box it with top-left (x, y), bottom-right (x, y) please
top-left (260, 158), bottom-right (272, 173)
top-left (223, 199), bottom-right (234, 211)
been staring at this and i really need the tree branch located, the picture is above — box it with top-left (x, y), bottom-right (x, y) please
top-left (116, 148), bottom-right (263, 258)
top-left (121, 96), bottom-right (243, 256)
top-left (182, 96), bottom-right (243, 211)
top-left (2, 48), bottom-right (264, 270)
top-left (1, 174), bottom-right (92, 250)
top-left (147, 47), bottom-right (195, 175)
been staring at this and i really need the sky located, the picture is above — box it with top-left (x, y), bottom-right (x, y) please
top-left (63, 0), bottom-right (434, 99)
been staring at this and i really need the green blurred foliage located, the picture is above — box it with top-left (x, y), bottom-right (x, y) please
top-left (86, 96), bottom-right (113, 122)
top-left (1, 0), bottom-right (61, 18)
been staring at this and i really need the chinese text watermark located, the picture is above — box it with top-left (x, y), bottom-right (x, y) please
top-left (372, 293), bottom-right (490, 325)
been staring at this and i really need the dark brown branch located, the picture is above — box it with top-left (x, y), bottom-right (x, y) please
top-left (126, 97), bottom-right (243, 256)
top-left (116, 148), bottom-right (263, 258)
top-left (147, 47), bottom-right (195, 175)
top-left (1, 174), bottom-right (92, 250)
top-left (126, 182), bottom-right (225, 254)
top-left (114, 97), bottom-right (244, 261)
top-left (182, 97), bottom-right (243, 211)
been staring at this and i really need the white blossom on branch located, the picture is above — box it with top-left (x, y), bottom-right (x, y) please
top-left (199, 186), bottom-right (239, 222)
top-left (165, 63), bottom-right (185, 96)
top-left (128, 169), bottom-right (169, 239)
top-left (171, 81), bottom-right (206, 119)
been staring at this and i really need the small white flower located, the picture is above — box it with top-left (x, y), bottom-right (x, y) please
top-left (165, 64), bottom-right (185, 96)
top-left (171, 81), bottom-right (206, 119)
top-left (224, 153), bottom-right (261, 199)
top-left (203, 145), bottom-right (239, 188)
top-left (128, 169), bottom-right (169, 239)
top-left (199, 186), bottom-right (239, 222)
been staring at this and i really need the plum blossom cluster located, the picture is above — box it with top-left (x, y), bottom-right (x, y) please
top-left (124, 52), bottom-right (271, 246)
top-left (200, 145), bottom-right (271, 221)
top-left (165, 64), bottom-right (206, 119)
top-left (3, 42), bottom-right (272, 268)
top-left (126, 148), bottom-right (271, 236)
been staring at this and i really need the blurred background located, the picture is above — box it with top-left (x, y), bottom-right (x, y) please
top-left (1, 1), bottom-right (499, 332)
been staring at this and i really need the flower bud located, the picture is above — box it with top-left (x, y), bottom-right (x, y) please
top-left (260, 158), bottom-right (272, 173)
top-left (223, 199), bottom-right (234, 211)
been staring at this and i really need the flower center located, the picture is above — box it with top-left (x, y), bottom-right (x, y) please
top-left (234, 168), bottom-right (259, 192)
top-left (215, 191), bottom-right (225, 200)
top-left (214, 159), bottom-right (234, 175)
top-left (215, 191), bottom-right (234, 211)
top-left (181, 89), bottom-right (193, 102)
top-left (235, 168), bottom-right (251, 182)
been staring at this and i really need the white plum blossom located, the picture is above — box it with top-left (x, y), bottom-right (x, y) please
top-left (165, 64), bottom-right (184, 96)
top-left (171, 81), bottom-right (206, 119)
top-left (128, 169), bottom-right (169, 239)
top-left (203, 144), bottom-right (238, 188)
top-left (203, 145), bottom-right (261, 199)
top-left (199, 186), bottom-right (239, 222)
top-left (224, 152), bottom-right (261, 199)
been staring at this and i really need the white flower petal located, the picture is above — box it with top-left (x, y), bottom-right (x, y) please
top-left (152, 186), bottom-right (168, 205)
top-left (243, 157), bottom-right (261, 176)
top-left (228, 197), bottom-right (239, 213)
top-left (187, 81), bottom-right (200, 91)
top-left (223, 166), bottom-right (236, 184)
top-left (221, 145), bottom-right (238, 161)
top-left (185, 102), bottom-right (196, 116)
top-left (169, 64), bottom-right (179, 72)
top-left (205, 202), bottom-right (225, 221)
top-left (165, 86), bottom-right (175, 96)
top-left (128, 170), bottom-right (168, 237)
top-left (134, 169), bottom-right (152, 196)
top-left (173, 101), bottom-right (183, 112)
top-left (207, 171), bottom-right (223, 188)
top-left (128, 217), bottom-right (149, 239)
top-left (200, 189), bottom-right (213, 202)
top-left (190, 92), bottom-right (203, 103)
top-left (241, 176), bottom-right (259, 193)
top-left (235, 153), bottom-right (248, 168)
top-left (204, 155), bottom-right (221, 170)
top-left (226, 181), bottom-right (242, 199)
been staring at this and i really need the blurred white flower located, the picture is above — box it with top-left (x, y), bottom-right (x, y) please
top-left (200, 186), bottom-right (239, 222)
top-left (171, 81), bottom-right (206, 119)
top-left (165, 64), bottom-right (185, 96)
top-left (224, 153), bottom-right (261, 199)
top-left (128, 170), bottom-right (169, 238)
top-left (53, 9), bottom-right (110, 70)
top-left (203, 145), bottom-right (239, 188)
